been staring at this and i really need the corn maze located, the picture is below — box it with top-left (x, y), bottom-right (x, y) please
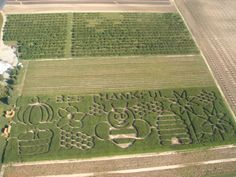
top-left (3, 88), bottom-right (236, 162)
top-left (3, 13), bottom-right (199, 60)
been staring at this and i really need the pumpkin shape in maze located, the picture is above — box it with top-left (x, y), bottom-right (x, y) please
top-left (18, 97), bottom-right (54, 125)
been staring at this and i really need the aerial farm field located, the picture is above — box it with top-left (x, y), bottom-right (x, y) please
top-left (0, 12), bottom-right (236, 164)
top-left (3, 13), bottom-right (198, 59)
top-left (21, 55), bottom-right (214, 95)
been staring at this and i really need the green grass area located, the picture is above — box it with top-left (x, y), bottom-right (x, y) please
top-left (2, 87), bottom-right (236, 163)
top-left (3, 13), bottom-right (199, 60)
top-left (21, 55), bottom-right (214, 95)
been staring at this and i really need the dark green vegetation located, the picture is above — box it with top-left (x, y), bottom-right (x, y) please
top-left (3, 13), bottom-right (198, 60)
top-left (71, 13), bottom-right (198, 57)
top-left (3, 13), bottom-right (69, 59)
top-left (1, 12), bottom-right (235, 165)
top-left (3, 87), bottom-right (236, 162)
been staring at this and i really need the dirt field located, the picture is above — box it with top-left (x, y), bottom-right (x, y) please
top-left (21, 55), bottom-right (214, 95)
top-left (2, 145), bottom-right (236, 177)
top-left (175, 0), bottom-right (236, 116)
top-left (3, 0), bottom-right (176, 14)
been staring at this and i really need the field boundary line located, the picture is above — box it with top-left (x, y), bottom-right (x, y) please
top-left (4, 144), bottom-right (236, 167)
top-left (173, 0), bottom-right (236, 119)
top-left (21, 54), bottom-right (201, 62)
top-left (18, 61), bottom-right (29, 96)
top-left (3, 4), bottom-right (177, 14)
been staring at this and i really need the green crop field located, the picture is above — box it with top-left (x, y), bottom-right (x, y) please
top-left (3, 13), bottom-right (71, 59)
top-left (1, 12), bottom-right (236, 164)
top-left (3, 87), bottom-right (236, 163)
top-left (21, 55), bottom-right (214, 95)
top-left (3, 13), bottom-right (198, 60)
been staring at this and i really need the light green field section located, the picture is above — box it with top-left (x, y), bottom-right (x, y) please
top-left (22, 55), bottom-right (214, 95)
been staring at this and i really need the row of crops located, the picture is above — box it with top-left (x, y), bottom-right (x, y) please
top-left (3, 13), bottom-right (199, 60)
top-left (3, 14), bottom-right (69, 59)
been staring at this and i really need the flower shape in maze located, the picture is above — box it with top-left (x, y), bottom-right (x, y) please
top-left (170, 91), bottom-right (196, 114)
top-left (57, 105), bottom-right (86, 129)
top-left (18, 97), bottom-right (54, 125)
top-left (200, 107), bottom-right (235, 141)
top-left (95, 105), bottom-right (150, 149)
top-left (195, 90), bottom-right (216, 105)
top-left (17, 129), bottom-right (53, 156)
top-left (132, 101), bottom-right (164, 117)
top-left (60, 128), bottom-right (94, 150)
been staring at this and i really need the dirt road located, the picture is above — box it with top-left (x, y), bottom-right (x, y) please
top-left (2, 145), bottom-right (236, 177)
top-left (3, 0), bottom-right (176, 13)
top-left (175, 0), bottom-right (236, 117)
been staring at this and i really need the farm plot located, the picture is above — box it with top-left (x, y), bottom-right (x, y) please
top-left (3, 87), bottom-right (236, 163)
top-left (72, 13), bottom-right (199, 57)
top-left (3, 13), bottom-right (199, 60)
top-left (21, 55), bottom-right (214, 95)
top-left (3, 13), bottom-right (71, 59)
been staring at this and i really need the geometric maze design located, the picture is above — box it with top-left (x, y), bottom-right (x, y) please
top-left (6, 89), bottom-right (236, 161)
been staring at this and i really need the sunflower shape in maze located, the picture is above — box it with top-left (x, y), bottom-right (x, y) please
top-left (17, 129), bottom-right (53, 156)
top-left (169, 91), bottom-right (196, 114)
top-left (199, 107), bottom-right (235, 142)
top-left (57, 105), bottom-right (94, 150)
top-left (95, 105), bottom-right (150, 149)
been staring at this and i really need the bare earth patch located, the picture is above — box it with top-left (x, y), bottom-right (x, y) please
top-left (3, 145), bottom-right (236, 177)
top-left (3, 4), bottom-right (176, 14)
